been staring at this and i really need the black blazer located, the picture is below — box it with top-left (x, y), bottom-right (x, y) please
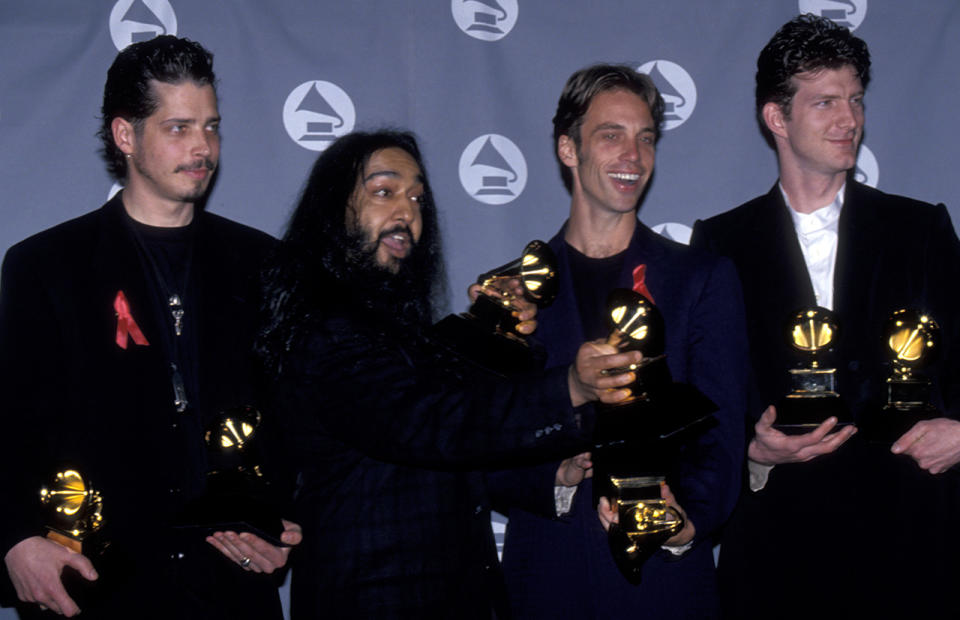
top-left (0, 195), bottom-right (282, 619)
top-left (277, 308), bottom-right (590, 619)
top-left (692, 181), bottom-right (960, 420)
top-left (691, 181), bottom-right (960, 619)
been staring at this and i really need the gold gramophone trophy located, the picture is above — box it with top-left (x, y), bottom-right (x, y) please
top-left (431, 240), bottom-right (558, 376)
top-left (775, 307), bottom-right (849, 433)
top-left (179, 406), bottom-right (286, 545)
top-left (591, 289), bottom-right (715, 583)
top-left (39, 469), bottom-right (112, 605)
top-left (863, 309), bottom-right (940, 442)
top-left (40, 469), bottom-right (106, 554)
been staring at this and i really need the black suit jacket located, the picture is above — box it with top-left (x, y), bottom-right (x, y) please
top-left (277, 308), bottom-right (592, 619)
top-left (0, 195), bottom-right (283, 619)
top-left (691, 181), bottom-right (960, 619)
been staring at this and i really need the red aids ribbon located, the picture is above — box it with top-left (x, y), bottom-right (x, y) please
top-left (632, 264), bottom-right (656, 305)
top-left (114, 290), bottom-right (149, 349)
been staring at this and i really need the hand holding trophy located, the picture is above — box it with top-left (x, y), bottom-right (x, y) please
top-left (431, 240), bottom-right (558, 376)
top-left (775, 307), bottom-right (849, 433)
top-left (591, 289), bottom-right (715, 583)
top-left (179, 406), bottom-right (287, 546)
top-left (467, 239), bottom-right (558, 337)
top-left (36, 469), bottom-right (107, 609)
top-left (863, 309), bottom-right (940, 442)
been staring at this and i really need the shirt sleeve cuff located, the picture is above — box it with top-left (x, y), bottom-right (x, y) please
top-left (748, 459), bottom-right (774, 492)
top-left (554, 484), bottom-right (577, 516)
top-left (662, 540), bottom-right (694, 556)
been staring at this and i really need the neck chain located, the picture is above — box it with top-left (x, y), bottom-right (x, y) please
top-left (126, 216), bottom-right (196, 413)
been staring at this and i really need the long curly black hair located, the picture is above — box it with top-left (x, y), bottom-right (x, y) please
top-left (257, 130), bottom-right (446, 376)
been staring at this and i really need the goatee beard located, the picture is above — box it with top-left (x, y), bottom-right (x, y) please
top-left (336, 229), bottom-right (434, 329)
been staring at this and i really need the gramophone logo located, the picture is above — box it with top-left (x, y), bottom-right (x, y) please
top-left (637, 60), bottom-right (697, 131)
top-left (799, 0), bottom-right (868, 31)
top-left (451, 0), bottom-right (519, 42)
top-left (651, 222), bottom-right (692, 245)
top-left (282, 81), bottom-right (356, 152)
top-left (109, 0), bottom-right (177, 50)
top-left (459, 134), bottom-right (527, 205)
top-left (854, 143), bottom-right (879, 188)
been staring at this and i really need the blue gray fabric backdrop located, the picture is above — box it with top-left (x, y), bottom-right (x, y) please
top-left (2, 1), bottom-right (958, 617)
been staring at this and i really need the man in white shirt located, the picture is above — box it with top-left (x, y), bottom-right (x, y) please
top-left (691, 13), bottom-right (960, 620)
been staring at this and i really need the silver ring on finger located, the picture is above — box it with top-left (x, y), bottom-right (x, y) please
top-left (240, 556), bottom-right (251, 569)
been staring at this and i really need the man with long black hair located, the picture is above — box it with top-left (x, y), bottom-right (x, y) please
top-left (0, 36), bottom-right (299, 619)
top-left (258, 130), bottom-right (639, 618)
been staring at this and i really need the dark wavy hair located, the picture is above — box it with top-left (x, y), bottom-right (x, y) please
top-left (756, 14), bottom-right (871, 131)
top-left (257, 130), bottom-right (446, 375)
top-left (553, 64), bottom-right (665, 193)
top-left (98, 35), bottom-right (216, 181)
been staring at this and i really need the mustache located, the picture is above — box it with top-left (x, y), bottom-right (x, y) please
top-left (378, 224), bottom-right (414, 242)
top-left (174, 159), bottom-right (216, 173)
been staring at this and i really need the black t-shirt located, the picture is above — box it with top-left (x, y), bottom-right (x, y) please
top-left (565, 241), bottom-right (627, 340)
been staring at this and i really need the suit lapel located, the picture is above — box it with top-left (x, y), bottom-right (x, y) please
top-left (92, 195), bottom-right (166, 351)
top-left (833, 182), bottom-right (882, 319)
top-left (755, 186), bottom-right (817, 312)
top-left (542, 228), bottom-right (586, 367)
top-left (192, 214), bottom-right (236, 416)
top-left (620, 222), bottom-right (661, 300)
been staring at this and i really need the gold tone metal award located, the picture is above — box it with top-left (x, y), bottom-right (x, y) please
top-left (39, 469), bottom-right (105, 554)
top-left (863, 309), bottom-right (940, 442)
top-left (178, 406), bottom-right (287, 546)
top-left (430, 240), bottom-right (558, 376)
top-left (591, 289), bottom-right (715, 583)
top-left (605, 476), bottom-right (684, 579)
top-left (776, 307), bottom-right (849, 433)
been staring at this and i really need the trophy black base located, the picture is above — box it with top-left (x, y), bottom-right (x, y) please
top-left (607, 522), bottom-right (659, 585)
top-left (429, 313), bottom-right (544, 377)
top-left (860, 404), bottom-right (939, 444)
top-left (774, 394), bottom-right (851, 435)
top-left (594, 382), bottom-right (717, 447)
top-left (176, 484), bottom-right (288, 547)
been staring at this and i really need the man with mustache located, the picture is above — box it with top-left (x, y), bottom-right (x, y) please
top-left (691, 14), bottom-right (960, 618)
top-left (0, 36), bottom-right (300, 618)
top-left (494, 64), bottom-right (748, 618)
top-left (257, 130), bottom-right (642, 618)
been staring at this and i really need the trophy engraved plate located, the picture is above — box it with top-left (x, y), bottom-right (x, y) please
top-left (863, 309), bottom-right (940, 443)
top-left (592, 289), bottom-right (715, 583)
top-left (776, 307), bottom-right (849, 433)
top-left (40, 469), bottom-right (106, 554)
top-left (178, 406), bottom-right (287, 546)
top-left (430, 240), bottom-right (558, 376)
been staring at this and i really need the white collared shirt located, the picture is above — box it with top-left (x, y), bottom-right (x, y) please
top-left (750, 183), bottom-right (845, 492)
top-left (780, 182), bottom-right (844, 311)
